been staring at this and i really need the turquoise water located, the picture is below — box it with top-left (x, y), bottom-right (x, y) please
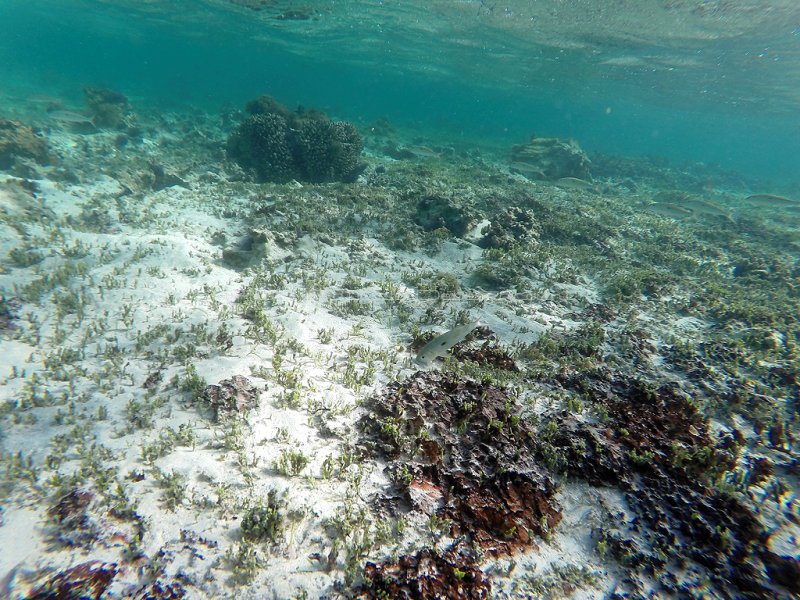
top-left (2, 4), bottom-right (800, 598)
top-left (2, 0), bottom-right (799, 181)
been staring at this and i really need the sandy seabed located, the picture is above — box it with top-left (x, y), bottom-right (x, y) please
top-left (1, 102), bottom-right (799, 599)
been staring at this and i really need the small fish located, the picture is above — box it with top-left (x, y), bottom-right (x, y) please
top-left (407, 145), bottom-right (441, 159)
top-left (679, 197), bottom-right (734, 221)
top-left (47, 109), bottom-right (94, 124)
top-left (745, 193), bottom-right (799, 207)
top-left (556, 177), bottom-right (598, 193)
top-left (30, 94), bottom-right (63, 105)
top-left (509, 162), bottom-right (546, 180)
top-left (648, 202), bottom-right (694, 219)
top-left (415, 321), bottom-right (481, 366)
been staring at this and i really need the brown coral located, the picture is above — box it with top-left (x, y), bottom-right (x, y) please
top-left (543, 368), bottom-right (797, 598)
top-left (362, 372), bottom-right (561, 555)
top-left (361, 547), bottom-right (490, 600)
top-left (204, 375), bottom-right (260, 421)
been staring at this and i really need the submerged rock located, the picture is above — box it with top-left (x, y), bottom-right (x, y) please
top-left (479, 206), bottom-right (540, 249)
top-left (362, 371), bottom-right (562, 556)
top-left (0, 119), bottom-right (51, 170)
top-left (148, 161), bottom-right (190, 191)
top-left (510, 134), bottom-right (591, 181)
top-left (414, 193), bottom-right (475, 236)
top-left (204, 375), bottom-right (259, 421)
top-left (84, 86), bottom-right (133, 129)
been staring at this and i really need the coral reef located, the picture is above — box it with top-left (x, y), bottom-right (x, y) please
top-left (227, 113), bottom-right (296, 182)
top-left (361, 372), bottom-right (562, 556)
top-left (245, 94), bottom-right (327, 126)
top-left (0, 119), bottom-right (51, 170)
top-left (414, 193), bottom-right (475, 236)
top-left (26, 561), bottom-right (117, 600)
top-left (510, 134), bottom-right (591, 180)
top-left (226, 95), bottom-right (364, 183)
top-left (541, 368), bottom-right (799, 598)
top-left (295, 119), bottom-right (363, 183)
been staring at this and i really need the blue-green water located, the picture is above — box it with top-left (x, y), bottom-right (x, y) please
top-left (3, 4), bottom-right (800, 598)
top-left (1, 0), bottom-right (799, 181)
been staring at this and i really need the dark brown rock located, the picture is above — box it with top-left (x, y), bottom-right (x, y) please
top-left (204, 375), bottom-right (259, 421)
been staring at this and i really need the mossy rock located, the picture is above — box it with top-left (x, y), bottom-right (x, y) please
top-left (510, 135), bottom-right (591, 180)
top-left (0, 119), bottom-right (51, 169)
top-left (414, 194), bottom-right (474, 237)
top-left (480, 206), bottom-right (540, 250)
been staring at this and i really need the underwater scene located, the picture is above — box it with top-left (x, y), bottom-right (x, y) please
top-left (1, 1), bottom-right (799, 598)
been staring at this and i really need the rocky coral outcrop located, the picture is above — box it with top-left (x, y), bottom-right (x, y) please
top-left (414, 193), bottom-right (475, 236)
top-left (295, 118), bottom-right (364, 183)
top-left (226, 95), bottom-right (364, 183)
top-left (0, 119), bottom-right (51, 170)
top-left (227, 113), bottom-right (296, 182)
top-left (203, 375), bottom-right (259, 421)
top-left (361, 372), bottom-right (562, 556)
top-left (84, 86), bottom-right (133, 129)
top-left (510, 134), bottom-right (591, 181)
top-left (479, 206), bottom-right (540, 249)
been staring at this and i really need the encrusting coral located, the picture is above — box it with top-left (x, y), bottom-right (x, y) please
top-left (361, 371), bottom-right (562, 556)
top-left (543, 368), bottom-right (799, 598)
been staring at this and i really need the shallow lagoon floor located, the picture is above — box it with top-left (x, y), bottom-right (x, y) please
top-left (1, 102), bottom-right (799, 599)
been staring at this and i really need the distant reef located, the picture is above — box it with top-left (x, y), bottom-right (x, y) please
top-left (226, 95), bottom-right (365, 184)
